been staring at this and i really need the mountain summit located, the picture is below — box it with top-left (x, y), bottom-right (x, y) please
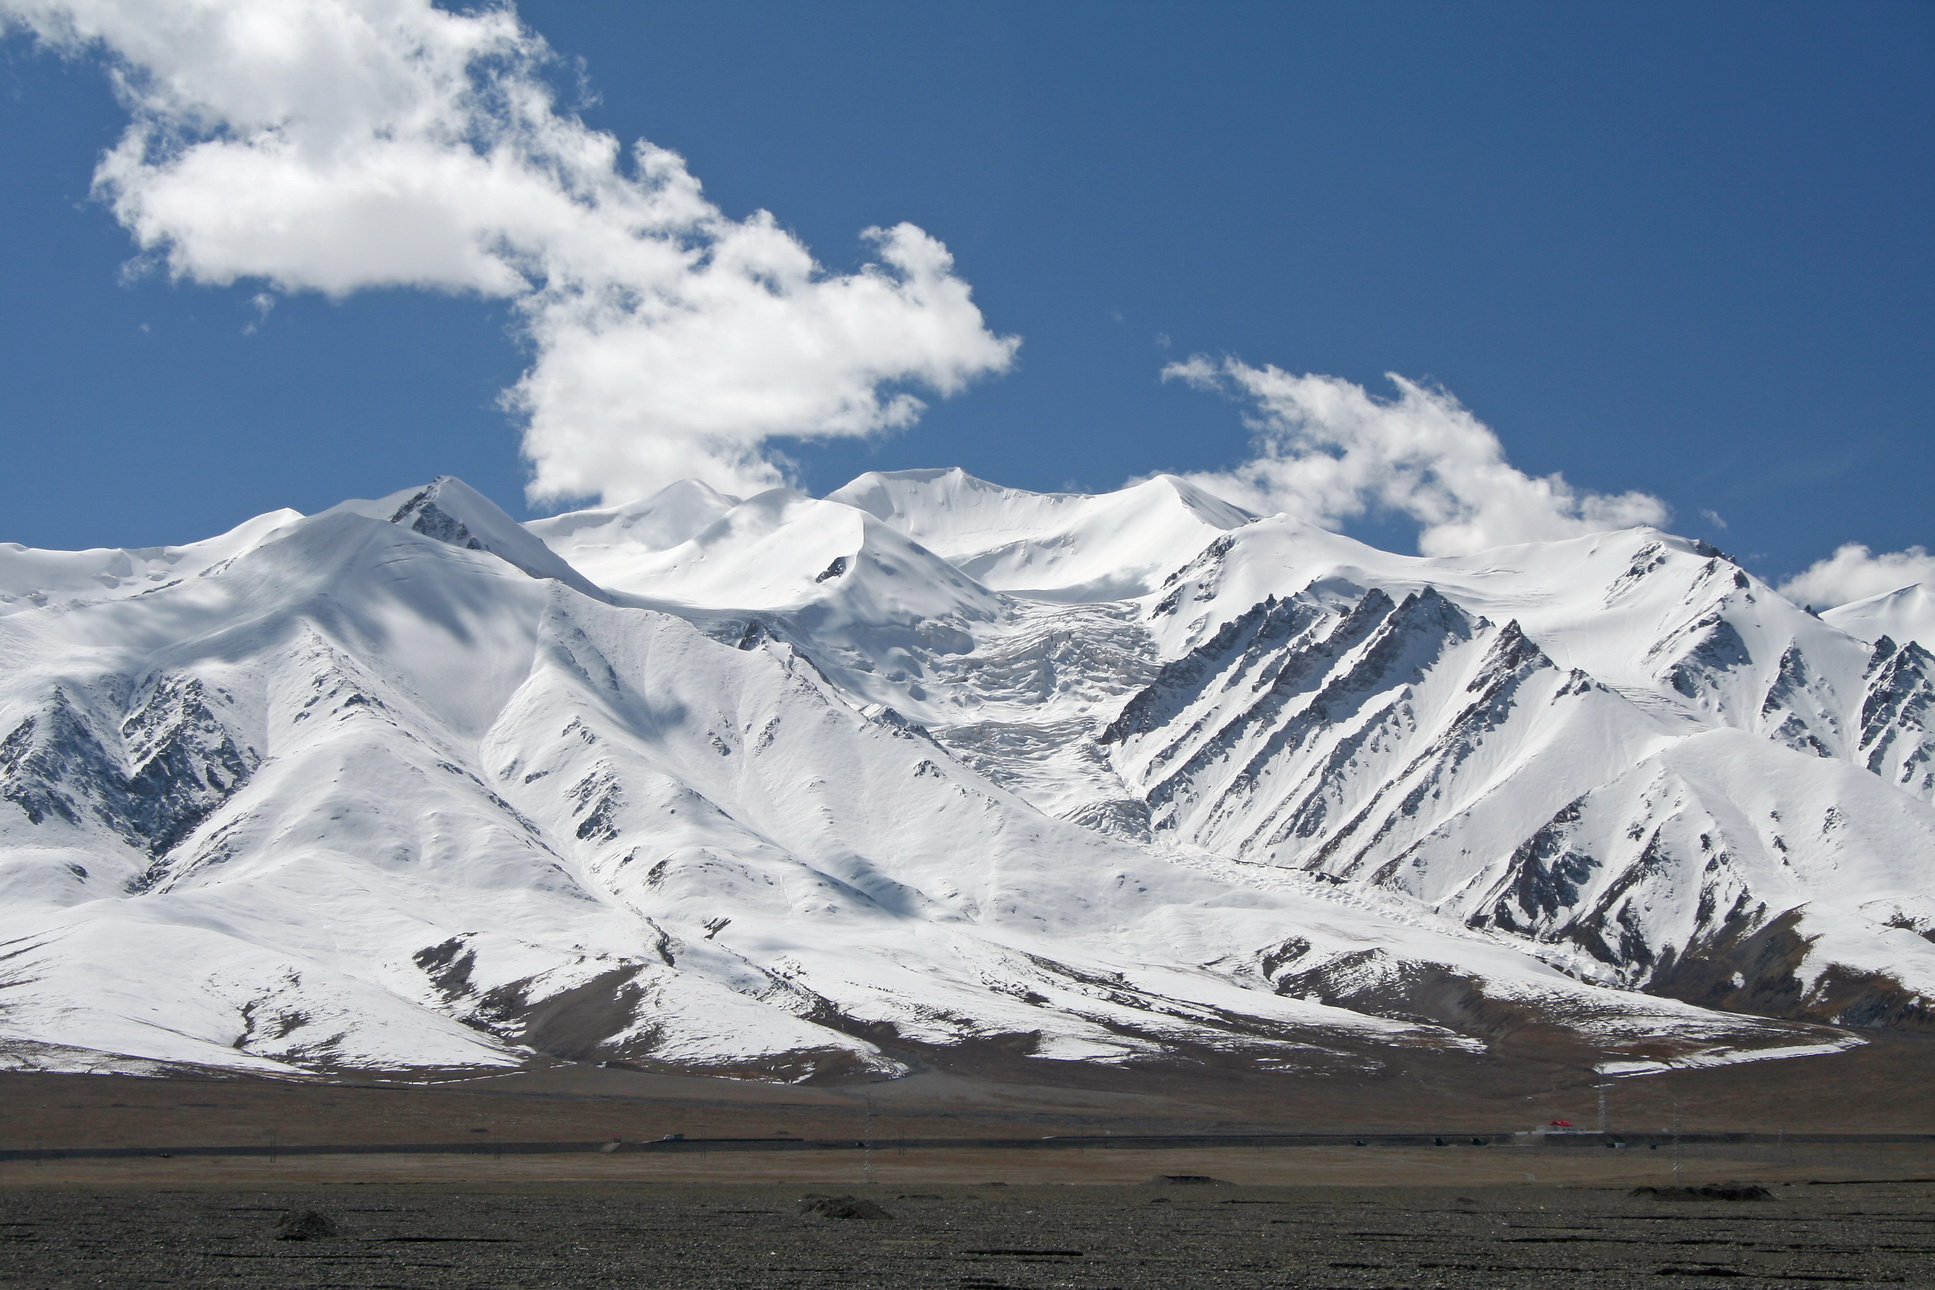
top-left (1, 471), bottom-right (1930, 1081)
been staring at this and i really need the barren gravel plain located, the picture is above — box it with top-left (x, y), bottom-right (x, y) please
top-left (4, 1035), bottom-right (1933, 1288)
top-left (4, 1178), bottom-right (1934, 1289)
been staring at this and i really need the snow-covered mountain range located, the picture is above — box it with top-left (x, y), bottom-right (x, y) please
top-left (3, 469), bottom-right (1932, 1082)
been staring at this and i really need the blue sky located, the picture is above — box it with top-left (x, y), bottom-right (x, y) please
top-left (0, 1), bottom-right (1929, 600)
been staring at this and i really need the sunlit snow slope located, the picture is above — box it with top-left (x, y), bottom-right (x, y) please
top-left (2, 471), bottom-right (1930, 1081)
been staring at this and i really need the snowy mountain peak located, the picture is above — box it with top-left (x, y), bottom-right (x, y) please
top-left (829, 467), bottom-right (1253, 551)
top-left (525, 478), bottom-right (741, 567)
top-left (534, 486), bottom-right (1002, 629)
top-left (1, 469), bottom-right (1931, 1082)
top-left (0, 506), bottom-right (301, 619)
top-left (824, 468), bottom-right (1255, 602)
top-left (383, 475), bottom-right (605, 598)
top-left (1824, 581), bottom-right (1935, 651)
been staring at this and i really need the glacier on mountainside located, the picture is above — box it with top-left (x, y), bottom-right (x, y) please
top-left (0, 470), bottom-right (1929, 1081)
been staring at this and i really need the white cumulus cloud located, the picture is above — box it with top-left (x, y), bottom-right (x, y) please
top-left (2, 0), bottom-right (1017, 502)
top-left (1778, 543), bottom-right (1935, 610)
top-left (1165, 356), bottom-right (1669, 557)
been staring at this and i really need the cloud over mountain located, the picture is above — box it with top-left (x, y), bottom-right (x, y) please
top-left (1780, 542), bottom-right (1935, 611)
top-left (0, 0), bottom-right (1017, 501)
top-left (1165, 357), bottom-right (1669, 556)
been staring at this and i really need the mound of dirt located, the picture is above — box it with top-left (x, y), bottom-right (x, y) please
top-left (1630, 1184), bottom-right (1773, 1202)
top-left (273, 1209), bottom-right (339, 1240)
top-left (798, 1195), bottom-right (894, 1220)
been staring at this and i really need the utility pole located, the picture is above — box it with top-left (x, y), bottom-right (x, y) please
top-left (863, 1094), bottom-right (876, 1188)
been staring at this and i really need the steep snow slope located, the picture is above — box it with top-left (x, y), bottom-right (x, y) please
top-left (1119, 524), bottom-right (1935, 1023)
top-left (828, 468), bottom-right (1254, 601)
top-left (0, 471), bottom-right (1925, 1082)
top-left (1147, 519), bottom-right (1935, 803)
top-left (1825, 583), bottom-right (1935, 652)
top-left (0, 507), bottom-right (299, 619)
top-left (0, 482), bottom-right (1698, 1078)
top-left (527, 470), bottom-right (1935, 1036)
top-left (525, 479), bottom-right (740, 588)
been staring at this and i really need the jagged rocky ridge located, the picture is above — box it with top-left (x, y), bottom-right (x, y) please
top-left (1, 470), bottom-right (1932, 1080)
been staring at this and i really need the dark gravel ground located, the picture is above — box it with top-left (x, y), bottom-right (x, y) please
top-left (1, 1180), bottom-right (1929, 1289)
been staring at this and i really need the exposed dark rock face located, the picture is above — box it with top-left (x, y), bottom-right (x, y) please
top-left (1859, 636), bottom-right (1935, 800)
top-left (1664, 614), bottom-right (1753, 700)
top-left (1100, 575), bottom-right (1935, 1030)
top-left (1489, 799), bottom-right (1595, 929)
top-left (122, 677), bottom-right (259, 857)
top-left (1760, 644), bottom-right (1840, 758)
top-left (390, 485), bottom-right (488, 552)
top-left (1631, 906), bottom-right (1935, 1032)
top-left (0, 678), bottom-right (257, 862)
top-left (0, 692), bottom-right (124, 833)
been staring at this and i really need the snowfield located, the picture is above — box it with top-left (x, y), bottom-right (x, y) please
top-left (1, 471), bottom-right (1931, 1080)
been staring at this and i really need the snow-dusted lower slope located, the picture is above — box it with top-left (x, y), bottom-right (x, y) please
top-left (0, 469), bottom-right (1926, 1082)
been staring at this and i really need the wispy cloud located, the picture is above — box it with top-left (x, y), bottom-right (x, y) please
top-left (1778, 543), bottom-right (1935, 609)
top-left (241, 290), bottom-right (274, 335)
top-left (2, 0), bottom-right (1017, 503)
top-left (1164, 357), bottom-right (1668, 557)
